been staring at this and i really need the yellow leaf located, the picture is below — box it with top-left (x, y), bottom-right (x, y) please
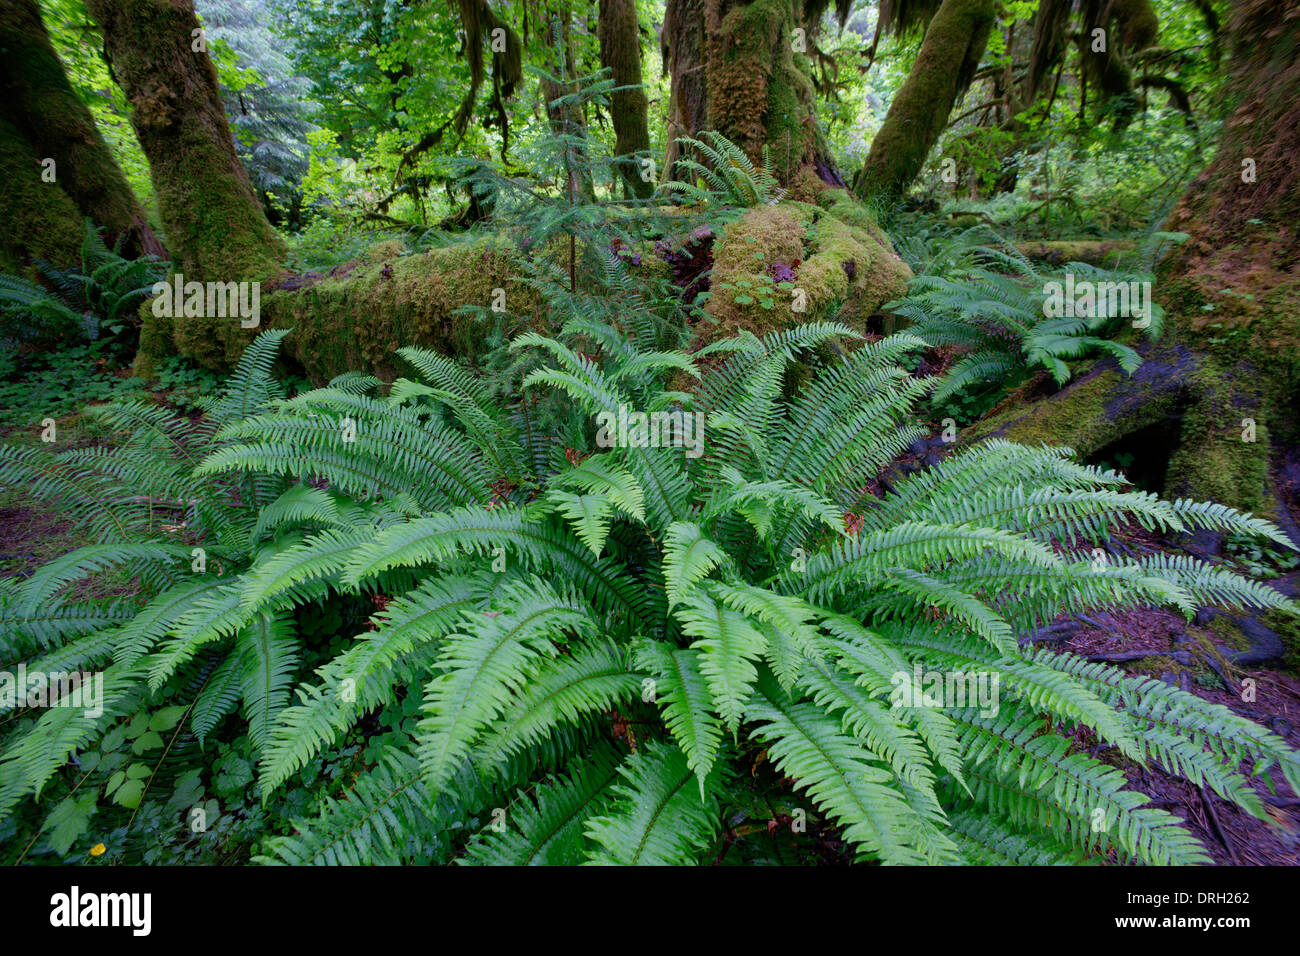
top-left (89, 843), bottom-right (106, 857)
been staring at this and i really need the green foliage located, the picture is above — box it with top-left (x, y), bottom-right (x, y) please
top-left (6, 318), bottom-right (1295, 865)
top-left (661, 131), bottom-right (780, 208)
top-left (0, 330), bottom-right (340, 860)
top-left (0, 220), bottom-right (168, 358)
top-left (891, 229), bottom-right (1166, 408)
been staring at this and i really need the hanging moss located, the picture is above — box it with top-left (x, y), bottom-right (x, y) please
top-left (700, 196), bottom-right (910, 344)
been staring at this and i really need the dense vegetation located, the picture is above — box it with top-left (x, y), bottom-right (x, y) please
top-left (2, 0), bottom-right (1298, 866)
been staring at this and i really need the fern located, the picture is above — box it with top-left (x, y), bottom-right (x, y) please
top-left (5, 318), bottom-right (1299, 867)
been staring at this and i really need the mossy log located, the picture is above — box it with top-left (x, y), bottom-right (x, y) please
top-left (138, 192), bottom-right (906, 380)
top-left (1014, 239), bottom-right (1137, 268)
top-left (135, 238), bottom-right (539, 381)
top-left (967, 342), bottom-right (1279, 522)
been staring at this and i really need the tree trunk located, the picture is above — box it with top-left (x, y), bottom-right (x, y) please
top-left (663, 0), bottom-right (841, 188)
top-left (0, 118), bottom-right (85, 276)
top-left (84, 0), bottom-right (283, 281)
top-left (970, 0), bottom-right (1300, 532)
top-left (0, 0), bottom-right (164, 260)
top-left (853, 0), bottom-right (996, 202)
top-left (661, 0), bottom-right (708, 182)
top-left (598, 0), bottom-right (654, 199)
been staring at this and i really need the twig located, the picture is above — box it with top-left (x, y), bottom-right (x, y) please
top-left (1200, 786), bottom-right (1240, 865)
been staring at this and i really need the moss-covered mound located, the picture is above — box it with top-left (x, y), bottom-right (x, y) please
top-left (1015, 239), bottom-right (1137, 268)
top-left (700, 190), bottom-right (911, 343)
top-left (136, 237), bottom-right (538, 382)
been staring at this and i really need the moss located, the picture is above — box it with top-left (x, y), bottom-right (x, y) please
top-left (132, 297), bottom-right (173, 378)
top-left (854, 0), bottom-right (997, 201)
top-left (700, 199), bottom-right (910, 345)
top-left (1107, 0), bottom-right (1160, 50)
top-left (1164, 360), bottom-right (1272, 515)
top-left (84, 0), bottom-right (284, 282)
top-left (1015, 240), bottom-right (1137, 268)
top-left (1, 0), bottom-right (159, 257)
top-left (1128, 654), bottom-right (1180, 678)
top-left (1201, 616), bottom-right (1251, 653)
top-left (0, 119), bottom-right (84, 277)
top-left (133, 237), bottom-right (534, 379)
top-left (704, 0), bottom-right (823, 185)
top-left (264, 239), bottom-right (539, 384)
top-left (972, 367), bottom-right (1143, 452)
top-left (364, 239), bottom-right (406, 263)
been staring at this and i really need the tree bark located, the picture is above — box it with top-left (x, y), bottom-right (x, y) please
top-left (853, 0), bottom-right (996, 202)
top-left (84, 0), bottom-right (283, 281)
top-left (0, 118), bottom-right (85, 276)
top-left (663, 0), bottom-right (841, 188)
top-left (661, 0), bottom-right (708, 182)
top-left (0, 0), bottom-right (164, 260)
top-left (598, 0), bottom-right (653, 199)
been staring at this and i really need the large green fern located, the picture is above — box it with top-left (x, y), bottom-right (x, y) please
top-left (4, 319), bottom-right (1297, 866)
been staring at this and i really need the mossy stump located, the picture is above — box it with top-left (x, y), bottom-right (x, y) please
top-left (699, 191), bottom-right (911, 345)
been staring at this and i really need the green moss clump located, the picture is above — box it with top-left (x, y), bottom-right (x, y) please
top-left (265, 239), bottom-right (538, 384)
top-left (1201, 616), bottom-right (1251, 653)
top-left (701, 199), bottom-right (910, 344)
top-left (365, 239), bottom-right (406, 263)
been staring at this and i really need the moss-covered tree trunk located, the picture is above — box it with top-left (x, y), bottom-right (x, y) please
top-left (971, 0), bottom-right (1300, 536)
top-left (0, 0), bottom-right (164, 261)
top-left (0, 118), bottom-right (85, 276)
top-left (598, 0), bottom-right (653, 199)
top-left (852, 0), bottom-right (996, 202)
top-left (663, 0), bottom-right (841, 189)
top-left (84, 0), bottom-right (283, 281)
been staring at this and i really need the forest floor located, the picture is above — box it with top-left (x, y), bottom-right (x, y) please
top-left (1062, 605), bottom-right (1300, 865)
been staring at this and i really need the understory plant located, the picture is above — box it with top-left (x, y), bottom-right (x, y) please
top-left (890, 229), bottom-right (1169, 404)
top-left (1, 321), bottom-right (1297, 865)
